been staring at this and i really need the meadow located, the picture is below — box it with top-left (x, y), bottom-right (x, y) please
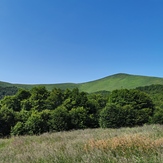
top-left (0, 125), bottom-right (163, 163)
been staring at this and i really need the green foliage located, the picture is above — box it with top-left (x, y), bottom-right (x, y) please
top-left (16, 109), bottom-right (31, 123)
top-left (85, 94), bottom-right (107, 128)
top-left (46, 88), bottom-right (64, 110)
top-left (136, 84), bottom-right (163, 94)
top-left (30, 86), bottom-right (49, 111)
top-left (0, 84), bottom-right (162, 137)
top-left (99, 104), bottom-right (152, 128)
top-left (0, 86), bottom-right (107, 136)
top-left (99, 104), bottom-right (123, 128)
top-left (40, 109), bottom-right (52, 132)
top-left (0, 107), bottom-right (15, 137)
top-left (0, 86), bottom-right (18, 100)
top-left (24, 111), bottom-right (45, 135)
top-left (50, 106), bottom-right (70, 131)
top-left (109, 89), bottom-right (154, 116)
top-left (0, 89), bottom-right (31, 112)
top-left (109, 89), bottom-right (154, 109)
top-left (62, 89), bottom-right (89, 110)
top-left (1, 96), bottom-right (21, 111)
top-left (136, 84), bottom-right (163, 108)
top-left (69, 107), bottom-right (88, 129)
top-left (20, 99), bottom-right (32, 111)
top-left (11, 122), bottom-right (25, 136)
top-left (15, 89), bottom-right (31, 100)
top-left (99, 89), bottom-right (155, 128)
top-left (152, 108), bottom-right (163, 124)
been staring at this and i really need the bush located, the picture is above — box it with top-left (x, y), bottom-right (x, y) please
top-left (99, 103), bottom-right (152, 128)
top-left (50, 106), bottom-right (70, 131)
top-left (99, 104), bottom-right (123, 128)
top-left (152, 108), bottom-right (163, 124)
top-left (24, 111), bottom-right (44, 135)
top-left (0, 107), bottom-right (16, 136)
top-left (69, 107), bottom-right (88, 129)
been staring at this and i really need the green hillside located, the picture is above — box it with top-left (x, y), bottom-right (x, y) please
top-left (1, 73), bottom-right (163, 93)
top-left (0, 81), bottom-right (13, 87)
top-left (14, 83), bottom-right (79, 91)
top-left (79, 73), bottom-right (163, 92)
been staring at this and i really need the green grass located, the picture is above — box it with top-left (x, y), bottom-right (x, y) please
top-left (0, 125), bottom-right (163, 163)
top-left (79, 73), bottom-right (163, 93)
top-left (1, 73), bottom-right (163, 93)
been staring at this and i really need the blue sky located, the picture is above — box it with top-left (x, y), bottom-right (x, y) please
top-left (0, 0), bottom-right (163, 84)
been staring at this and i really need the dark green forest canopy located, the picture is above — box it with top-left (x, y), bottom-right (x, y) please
top-left (0, 85), bottom-right (163, 137)
top-left (0, 86), bottom-right (18, 100)
top-left (136, 84), bottom-right (163, 107)
top-left (136, 84), bottom-right (163, 94)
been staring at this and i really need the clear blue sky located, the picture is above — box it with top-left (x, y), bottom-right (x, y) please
top-left (0, 0), bottom-right (163, 84)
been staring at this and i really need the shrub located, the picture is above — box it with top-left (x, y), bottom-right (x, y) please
top-left (99, 104), bottom-right (123, 128)
top-left (50, 106), bottom-right (70, 131)
top-left (69, 107), bottom-right (88, 129)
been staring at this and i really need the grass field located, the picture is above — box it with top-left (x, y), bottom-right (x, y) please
top-left (0, 125), bottom-right (163, 163)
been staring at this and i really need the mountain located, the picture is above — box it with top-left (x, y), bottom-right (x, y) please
top-left (1, 73), bottom-right (163, 93)
top-left (78, 73), bottom-right (163, 92)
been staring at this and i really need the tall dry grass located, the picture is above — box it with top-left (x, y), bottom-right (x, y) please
top-left (0, 125), bottom-right (163, 163)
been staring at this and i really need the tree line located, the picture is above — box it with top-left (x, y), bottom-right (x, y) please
top-left (0, 85), bottom-right (163, 137)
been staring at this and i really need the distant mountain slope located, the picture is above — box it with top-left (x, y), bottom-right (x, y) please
top-left (79, 73), bottom-right (163, 92)
top-left (1, 73), bottom-right (163, 93)
top-left (0, 81), bottom-right (13, 87)
top-left (14, 83), bottom-right (79, 91)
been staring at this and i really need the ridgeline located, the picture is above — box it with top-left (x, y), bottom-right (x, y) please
top-left (1, 73), bottom-right (163, 93)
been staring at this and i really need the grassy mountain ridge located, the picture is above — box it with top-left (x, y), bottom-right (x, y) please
top-left (1, 73), bottom-right (163, 93)
top-left (0, 81), bottom-right (13, 87)
top-left (79, 73), bottom-right (163, 92)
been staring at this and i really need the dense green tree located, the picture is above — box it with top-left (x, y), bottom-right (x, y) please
top-left (24, 111), bottom-right (45, 135)
top-left (1, 96), bottom-right (21, 111)
top-left (0, 86), bottom-right (18, 100)
top-left (109, 89), bottom-right (154, 115)
top-left (0, 85), bottom-right (160, 136)
top-left (69, 88), bottom-right (88, 107)
top-left (152, 107), bottom-right (163, 124)
top-left (136, 85), bottom-right (163, 108)
top-left (46, 88), bottom-right (64, 110)
top-left (69, 107), bottom-right (88, 129)
top-left (11, 121), bottom-right (25, 136)
top-left (99, 104), bottom-right (124, 128)
top-left (100, 89), bottom-right (155, 128)
top-left (40, 109), bottom-right (52, 132)
top-left (15, 89), bottom-right (31, 101)
top-left (30, 86), bottom-right (49, 111)
top-left (50, 106), bottom-right (70, 131)
top-left (20, 99), bottom-right (32, 111)
top-left (0, 106), bottom-right (15, 136)
top-left (85, 94), bottom-right (107, 128)
top-left (16, 109), bottom-right (32, 123)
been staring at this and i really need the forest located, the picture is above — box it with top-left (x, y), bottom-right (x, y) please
top-left (0, 84), bottom-right (163, 137)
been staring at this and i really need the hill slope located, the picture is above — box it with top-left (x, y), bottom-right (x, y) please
top-left (1, 73), bottom-right (163, 93)
top-left (79, 73), bottom-right (163, 92)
